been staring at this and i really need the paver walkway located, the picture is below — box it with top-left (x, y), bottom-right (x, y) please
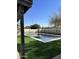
top-left (17, 52), bottom-right (20, 59)
top-left (52, 54), bottom-right (61, 59)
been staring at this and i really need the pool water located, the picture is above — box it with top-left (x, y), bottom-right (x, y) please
top-left (32, 34), bottom-right (61, 43)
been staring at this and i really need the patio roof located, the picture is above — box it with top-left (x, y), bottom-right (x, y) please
top-left (17, 0), bottom-right (32, 21)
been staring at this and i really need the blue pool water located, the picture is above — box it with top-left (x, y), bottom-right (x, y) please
top-left (32, 34), bottom-right (61, 43)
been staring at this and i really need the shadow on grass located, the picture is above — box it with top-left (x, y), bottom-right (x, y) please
top-left (17, 40), bottom-right (61, 59)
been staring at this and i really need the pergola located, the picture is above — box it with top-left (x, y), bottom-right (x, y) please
top-left (17, 0), bottom-right (32, 59)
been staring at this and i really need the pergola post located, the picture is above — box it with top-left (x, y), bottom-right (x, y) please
top-left (20, 14), bottom-right (25, 59)
top-left (20, 6), bottom-right (25, 59)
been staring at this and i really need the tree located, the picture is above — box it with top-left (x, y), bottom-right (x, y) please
top-left (30, 24), bottom-right (40, 29)
top-left (49, 14), bottom-right (61, 28)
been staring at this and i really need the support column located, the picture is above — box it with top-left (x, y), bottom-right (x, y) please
top-left (20, 6), bottom-right (25, 59)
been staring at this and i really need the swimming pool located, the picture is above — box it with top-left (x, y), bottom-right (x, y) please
top-left (31, 34), bottom-right (61, 43)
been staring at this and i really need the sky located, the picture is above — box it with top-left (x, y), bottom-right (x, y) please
top-left (24, 0), bottom-right (61, 27)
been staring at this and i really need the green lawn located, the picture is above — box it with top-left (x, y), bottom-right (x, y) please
top-left (17, 36), bottom-right (35, 44)
top-left (17, 36), bottom-right (61, 59)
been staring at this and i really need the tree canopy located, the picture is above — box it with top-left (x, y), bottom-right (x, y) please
top-left (30, 24), bottom-right (40, 29)
top-left (49, 14), bottom-right (61, 27)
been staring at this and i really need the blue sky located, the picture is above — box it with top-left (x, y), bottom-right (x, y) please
top-left (24, 0), bottom-right (61, 26)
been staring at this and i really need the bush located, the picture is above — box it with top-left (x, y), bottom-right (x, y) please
top-left (30, 24), bottom-right (40, 29)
